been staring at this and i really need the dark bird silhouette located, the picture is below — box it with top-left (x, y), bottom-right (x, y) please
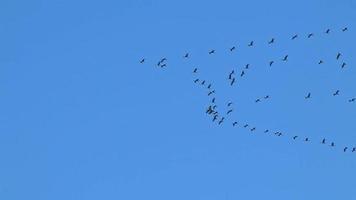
top-left (209, 50), bottom-right (215, 54)
top-left (228, 71), bottom-right (234, 79)
top-left (230, 46), bottom-right (236, 51)
top-left (341, 62), bottom-right (346, 68)
top-left (349, 98), bottom-right (356, 102)
top-left (291, 34), bottom-right (298, 40)
top-left (227, 102), bottom-right (233, 107)
top-left (342, 27), bottom-right (348, 32)
top-left (305, 137), bottom-right (309, 142)
top-left (140, 58), bottom-right (145, 63)
top-left (206, 106), bottom-right (213, 114)
top-left (307, 33), bottom-right (314, 38)
top-left (343, 147), bottom-right (348, 152)
top-left (207, 84), bottom-right (212, 89)
top-left (333, 90), bottom-right (340, 96)
top-left (227, 109), bottom-right (233, 115)
top-left (245, 64), bottom-right (250, 69)
top-left (331, 142), bottom-right (335, 147)
top-left (212, 105), bottom-right (217, 110)
top-left (352, 147), bottom-right (356, 152)
top-left (184, 53), bottom-right (189, 58)
top-left (336, 52), bottom-right (341, 60)
top-left (248, 41), bottom-right (254, 47)
top-left (157, 61), bottom-right (162, 66)
top-left (255, 99), bottom-right (261, 103)
top-left (305, 92), bottom-right (311, 99)
top-left (212, 98), bottom-right (216, 103)
top-left (208, 90), bottom-right (215, 96)
top-left (282, 55), bottom-right (288, 61)
top-left (243, 124), bottom-right (249, 128)
top-left (233, 121), bottom-right (238, 126)
top-left (193, 68), bottom-right (198, 73)
top-left (325, 29), bottom-right (330, 34)
top-left (264, 95), bottom-right (270, 99)
top-left (264, 129), bottom-right (269, 133)
top-left (268, 38), bottom-right (275, 44)
top-left (230, 78), bottom-right (235, 86)
top-left (277, 132), bottom-right (282, 136)
top-left (269, 61), bottom-right (274, 66)
top-left (201, 80), bottom-right (205, 85)
top-left (293, 136), bottom-right (298, 140)
top-left (322, 138), bottom-right (326, 144)
top-left (218, 117), bottom-right (225, 125)
top-left (318, 60), bottom-right (323, 64)
top-left (240, 70), bottom-right (245, 77)
top-left (213, 115), bottom-right (218, 122)
top-left (194, 79), bottom-right (199, 83)
top-left (160, 64), bottom-right (166, 68)
top-left (250, 127), bottom-right (256, 131)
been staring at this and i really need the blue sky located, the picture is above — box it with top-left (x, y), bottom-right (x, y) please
top-left (1, 0), bottom-right (356, 199)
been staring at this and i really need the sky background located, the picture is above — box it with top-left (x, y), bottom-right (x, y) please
top-left (1, 0), bottom-right (356, 199)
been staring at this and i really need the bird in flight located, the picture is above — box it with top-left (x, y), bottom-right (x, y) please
top-left (322, 138), bottom-right (326, 144)
top-left (342, 27), bottom-right (348, 32)
top-left (325, 29), bottom-right (330, 34)
top-left (305, 138), bottom-right (309, 142)
top-left (209, 50), bottom-right (215, 54)
top-left (255, 99), bottom-right (261, 103)
top-left (194, 79), bottom-right (199, 83)
top-left (207, 84), bottom-right (212, 89)
top-left (307, 33), bottom-right (314, 38)
top-left (213, 115), bottom-right (218, 122)
top-left (243, 124), bottom-right (249, 128)
top-left (282, 55), bottom-right (288, 61)
top-left (268, 38), bottom-right (275, 44)
top-left (331, 142), bottom-right (335, 147)
top-left (333, 90), bottom-right (340, 96)
top-left (160, 64), bottom-right (167, 68)
top-left (250, 127), bottom-right (256, 131)
top-left (349, 98), bottom-right (356, 102)
top-left (218, 117), bottom-right (225, 125)
top-left (341, 62), bottom-right (346, 68)
top-left (240, 70), bottom-right (245, 77)
top-left (229, 70), bottom-right (234, 79)
top-left (269, 61), bottom-right (274, 66)
top-left (212, 98), bottom-right (216, 103)
top-left (352, 147), bottom-right (356, 152)
top-left (230, 78), bottom-right (236, 86)
top-left (264, 95), bottom-right (270, 99)
top-left (343, 147), bottom-right (348, 152)
top-left (232, 122), bottom-right (238, 126)
top-left (193, 68), bottom-right (198, 73)
top-left (227, 109), bottom-right (233, 115)
top-left (336, 52), bottom-right (341, 60)
top-left (245, 64), bottom-right (250, 69)
top-left (230, 46), bottom-right (236, 51)
top-left (291, 34), bottom-right (298, 40)
top-left (293, 136), bottom-right (298, 140)
top-left (305, 92), bottom-right (311, 99)
top-left (264, 129), bottom-right (269, 133)
top-left (318, 60), bottom-right (323, 64)
top-left (201, 80), bottom-right (206, 85)
top-left (140, 58), bottom-right (145, 63)
top-left (248, 41), bottom-right (254, 47)
top-left (208, 90), bottom-right (215, 96)
top-left (184, 53), bottom-right (189, 58)
top-left (227, 102), bottom-right (233, 107)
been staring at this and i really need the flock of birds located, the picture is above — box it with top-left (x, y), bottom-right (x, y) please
top-left (140, 27), bottom-right (356, 153)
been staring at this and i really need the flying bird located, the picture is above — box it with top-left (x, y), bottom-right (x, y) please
top-left (218, 117), bottom-right (225, 125)
top-left (291, 34), bottom-right (298, 40)
top-left (248, 41), bottom-right (254, 47)
top-left (232, 122), bottom-right (238, 126)
top-left (208, 90), bottom-right (215, 96)
top-left (227, 109), bottom-right (233, 115)
top-left (343, 147), bottom-right (348, 152)
top-left (282, 55), bottom-right (288, 61)
top-left (333, 90), bottom-right (340, 96)
top-left (349, 98), bottom-right (356, 102)
top-left (193, 68), bottom-right (198, 73)
top-left (342, 27), bottom-right (348, 32)
top-left (341, 62), bottom-right (346, 68)
top-left (331, 142), bottom-right (335, 147)
top-left (269, 61), bottom-right (274, 66)
top-left (240, 70), bottom-right (245, 77)
top-left (305, 138), bottom-right (309, 142)
top-left (207, 84), bottom-right (212, 89)
top-left (209, 50), bottom-right (215, 54)
top-left (184, 53), bottom-right (189, 58)
top-left (322, 138), bottom-right (326, 144)
top-left (352, 147), bottom-right (356, 152)
top-left (264, 95), bottom-right (270, 99)
top-left (268, 38), bottom-right (275, 44)
top-left (201, 80), bottom-right (205, 85)
top-left (293, 136), bottom-right (298, 140)
top-left (228, 70), bottom-right (234, 79)
top-left (212, 98), bottom-right (216, 103)
top-left (325, 29), bottom-right (330, 34)
top-left (336, 52), bottom-right (341, 60)
top-left (160, 64), bottom-right (166, 68)
top-left (227, 102), bottom-right (233, 107)
top-left (318, 60), bottom-right (323, 64)
top-left (250, 127), bottom-right (256, 131)
top-left (264, 129), bottom-right (269, 133)
top-left (213, 115), bottom-right (218, 122)
top-left (230, 78), bottom-right (235, 86)
top-left (307, 33), bottom-right (314, 38)
top-left (230, 46), bottom-right (236, 51)
top-left (305, 92), bottom-right (311, 99)
top-left (140, 58), bottom-right (145, 63)
top-left (255, 99), bottom-right (261, 103)
top-left (194, 79), bottom-right (199, 83)
top-left (243, 124), bottom-right (249, 128)
top-left (212, 105), bottom-right (217, 110)
top-left (245, 64), bottom-right (250, 69)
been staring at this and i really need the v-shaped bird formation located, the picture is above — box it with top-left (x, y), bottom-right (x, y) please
top-left (140, 26), bottom-right (355, 153)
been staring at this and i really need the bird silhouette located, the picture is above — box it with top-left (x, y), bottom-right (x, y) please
top-left (291, 34), bottom-right (298, 40)
top-left (336, 52), bottom-right (341, 60)
top-left (293, 136), bottom-right (298, 140)
top-left (212, 105), bottom-right (217, 109)
top-left (325, 29), bottom-right (330, 34)
top-left (250, 127), bottom-right (256, 131)
top-left (322, 138), bottom-right (326, 144)
top-left (201, 80), bottom-right (206, 85)
top-left (282, 55), bottom-right (288, 61)
top-left (212, 98), bottom-right (216, 103)
top-left (240, 70), bottom-right (245, 77)
top-left (318, 60), bottom-right (323, 64)
top-left (264, 95), bottom-right (270, 99)
top-left (230, 78), bottom-right (236, 86)
top-left (207, 84), bottom-right (212, 89)
top-left (343, 147), bottom-right (348, 152)
top-left (245, 64), bottom-right (250, 69)
top-left (208, 90), bottom-right (215, 96)
top-left (230, 46), bottom-right (236, 51)
top-left (243, 124), bottom-right (249, 128)
top-left (194, 79), bottom-right (199, 83)
top-left (218, 117), bottom-right (225, 125)
top-left (209, 50), bottom-right (215, 54)
top-left (227, 109), bottom-right (233, 115)
top-left (264, 129), bottom-right (269, 133)
top-left (277, 132), bottom-right (282, 136)
top-left (193, 68), bottom-right (198, 73)
top-left (268, 38), bottom-right (275, 44)
top-left (213, 115), bottom-right (218, 122)
top-left (305, 138), bottom-right (309, 142)
top-left (333, 90), bottom-right (340, 96)
top-left (184, 53), bottom-right (189, 58)
top-left (331, 142), bottom-right (335, 147)
top-left (255, 99), bottom-right (261, 103)
top-left (341, 62), bottom-right (346, 68)
top-left (269, 61), bottom-right (274, 66)
top-left (228, 71), bottom-right (234, 79)
top-left (160, 64), bottom-right (166, 68)
top-left (232, 122), bottom-right (238, 126)
top-left (349, 98), bottom-right (355, 102)
top-left (227, 102), bottom-right (233, 107)
top-left (307, 33), bottom-right (314, 38)
top-left (342, 27), bottom-right (348, 32)
top-left (352, 147), bottom-right (356, 152)
top-left (140, 58), bottom-right (145, 63)
top-left (305, 92), bottom-right (311, 99)
top-left (248, 41), bottom-right (254, 47)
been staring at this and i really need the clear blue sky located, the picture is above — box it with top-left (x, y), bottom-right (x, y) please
top-left (1, 0), bottom-right (356, 199)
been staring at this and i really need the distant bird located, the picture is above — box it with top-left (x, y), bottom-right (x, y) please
top-left (322, 138), bottom-right (326, 144)
top-left (343, 147), bottom-right (348, 152)
top-left (250, 127), bottom-right (256, 131)
top-left (336, 52), bottom-right (341, 60)
top-left (230, 46), bottom-right (236, 51)
top-left (255, 99), bottom-right (261, 103)
top-left (264, 95), bottom-right (270, 99)
top-left (240, 70), bottom-right (245, 77)
top-left (341, 62), bottom-right (346, 68)
top-left (305, 92), bottom-right (311, 99)
top-left (331, 142), bottom-right (335, 147)
top-left (208, 90), bottom-right (215, 96)
top-left (243, 124), bottom-right (249, 128)
top-left (209, 50), bottom-right (215, 54)
top-left (228, 71), bottom-right (234, 79)
top-left (194, 79), bottom-right (199, 83)
top-left (160, 58), bottom-right (167, 63)
top-left (184, 53), bottom-right (189, 58)
top-left (201, 80), bottom-right (206, 85)
top-left (307, 33), bottom-right (314, 38)
top-left (206, 106), bottom-right (213, 114)
top-left (140, 58), bottom-right (145, 63)
top-left (325, 29), bottom-right (330, 34)
top-left (227, 102), bottom-right (233, 107)
top-left (293, 136), bottom-right (298, 140)
top-left (212, 98), bottom-right (216, 103)
top-left (213, 115), bottom-right (218, 122)
top-left (232, 122), bottom-right (238, 126)
top-left (333, 90), bottom-right (340, 96)
top-left (318, 60), bottom-right (323, 64)
top-left (248, 41), bottom-right (254, 47)
top-left (207, 84), bottom-right (212, 89)
top-left (268, 38), bottom-right (275, 44)
top-left (349, 98), bottom-right (356, 102)
top-left (264, 129), bottom-right (269, 133)
top-left (291, 34), bottom-right (298, 40)
top-left (157, 61), bottom-right (162, 66)
top-left (282, 55), bottom-right (288, 61)
top-left (227, 109), bottom-right (233, 115)
top-left (342, 27), bottom-right (348, 32)
top-left (212, 105), bottom-right (217, 109)
top-left (305, 137), bottom-right (309, 142)
top-left (245, 64), bottom-right (250, 69)
top-left (218, 117), bottom-right (225, 125)
top-left (352, 147), bottom-right (356, 152)
top-left (193, 68), bottom-right (198, 73)
top-left (277, 132), bottom-right (282, 136)
top-left (230, 78), bottom-right (236, 86)
top-left (269, 61), bottom-right (274, 66)
top-left (160, 64), bottom-right (167, 68)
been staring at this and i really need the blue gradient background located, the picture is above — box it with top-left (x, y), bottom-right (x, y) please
top-left (1, 0), bottom-right (356, 199)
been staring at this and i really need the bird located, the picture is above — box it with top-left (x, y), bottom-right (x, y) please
top-left (250, 127), bottom-right (256, 131)
top-left (277, 132), bottom-right (282, 136)
top-left (343, 147), bottom-right (348, 152)
top-left (341, 62), bottom-right (346, 68)
top-left (325, 29), bottom-right (330, 34)
top-left (243, 124), bottom-right (249, 128)
top-left (264, 129), bottom-right (269, 133)
top-left (184, 53), bottom-right (189, 58)
top-left (194, 79), bottom-right (199, 83)
top-left (209, 50), bottom-right (215, 54)
top-left (218, 117), bottom-right (225, 125)
top-left (248, 41), bottom-right (254, 47)
top-left (331, 142), bottom-right (335, 147)
top-left (305, 92), bottom-right (311, 99)
top-left (228, 71), bottom-right (234, 79)
top-left (268, 38), bottom-right (275, 44)
top-left (333, 90), bottom-right (340, 96)
top-left (207, 84), bottom-right (212, 89)
top-left (230, 78), bottom-right (235, 86)
top-left (245, 64), bottom-right (250, 69)
top-left (282, 55), bottom-right (288, 61)
top-left (201, 80), bottom-right (205, 85)
top-left (140, 58), bottom-right (145, 63)
top-left (305, 138), bottom-right (309, 142)
top-left (342, 27), bottom-right (348, 32)
top-left (269, 61), bottom-right (274, 66)
top-left (212, 98), bottom-right (216, 103)
top-left (232, 122), bottom-right (238, 126)
top-left (293, 136), bottom-right (298, 140)
top-left (193, 68), bottom-right (198, 73)
top-left (349, 98), bottom-right (356, 102)
top-left (318, 60), bottom-right (323, 64)
top-left (212, 105), bottom-right (217, 110)
top-left (291, 34), bottom-right (298, 40)
top-left (160, 64), bottom-right (166, 68)
top-left (307, 33), bottom-right (314, 38)
top-left (240, 70), bottom-right (245, 77)
top-left (227, 109), bottom-right (233, 115)
top-left (255, 99), bottom-right (261, 103)
top-left (336, 52), bottom-right (341, 60)
top-left (157, 61), bottom-right (162, 66)
top-left (213, 115), bottom-right (218, 122)
top-left (264, 95), bottom-right (270, 99)
top-left (227, 102), bottom-right (233, 107)
top-left (206, 106), bottom-right (213, 114)
top-left (160, 58), bottom-right (167, 63)
top-left (208, 90), bottom-right (215, 96)
top-left (322, 138), bottom-right (326, 144)
top-left (230, 46), bottom-right (236, 51)
top-left (352, 147), bottom-right (356, 152)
